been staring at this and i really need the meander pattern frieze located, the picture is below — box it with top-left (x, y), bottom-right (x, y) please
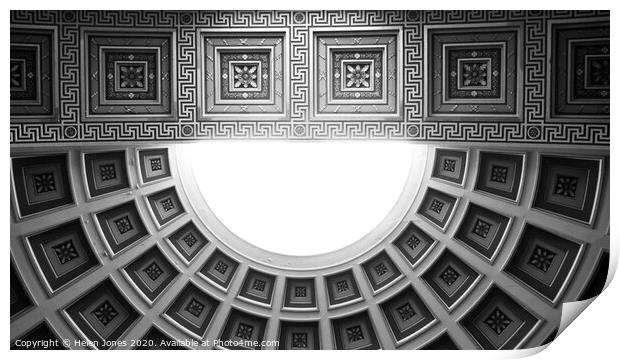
top-left (9, 10), bottom-right (609, 144)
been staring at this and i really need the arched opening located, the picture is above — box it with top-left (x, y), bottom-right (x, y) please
top-left (187, 142), bottom-right (425, 256)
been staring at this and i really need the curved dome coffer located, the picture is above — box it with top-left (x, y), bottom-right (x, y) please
top-left (10, 143), bottom-right (609, 349)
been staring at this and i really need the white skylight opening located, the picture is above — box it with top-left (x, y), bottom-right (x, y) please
top-left (187, 141), bottom-right (419, 256)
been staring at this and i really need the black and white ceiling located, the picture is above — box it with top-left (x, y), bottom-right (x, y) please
top-left (9, 9), bottom-right (610, 351)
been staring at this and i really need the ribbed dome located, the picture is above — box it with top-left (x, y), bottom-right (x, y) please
top-left (10, 142), bottom-right (609, 350)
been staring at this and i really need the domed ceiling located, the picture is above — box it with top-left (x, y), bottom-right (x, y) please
top-left (10, 10), bottom-right (610, 351)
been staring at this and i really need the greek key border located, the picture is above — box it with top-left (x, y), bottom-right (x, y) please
top-left (9, 10), bottom-right (609, 145)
